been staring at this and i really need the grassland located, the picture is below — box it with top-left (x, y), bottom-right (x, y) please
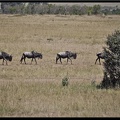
top-left (0, 14), bottom-right (120, 117)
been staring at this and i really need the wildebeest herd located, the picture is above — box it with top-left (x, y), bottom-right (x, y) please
top-left (0, 50), bottom-right (104, 65)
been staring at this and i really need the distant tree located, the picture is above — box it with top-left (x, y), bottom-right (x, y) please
top-left (71, 5), bottom-right (80, 15)
top-left (87, 6), bottom-right (92, 15)
top-left (1, 2), bottom-right (24, 14)
top-left (58, 6), bottom-right (66, 14)
top-left (79, 5), bottom-right (88, 15)
top-left (1, 2), bottom-right (119, 15)
top-left (92, 5), bottom-right (101, 15)
top-left (47, 4), bottom-right (53, 14)
top-left (9, 7), bottom-right (16, 14)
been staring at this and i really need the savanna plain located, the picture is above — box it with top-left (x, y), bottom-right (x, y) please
top-left (0, 14), bottom-right (120, 117)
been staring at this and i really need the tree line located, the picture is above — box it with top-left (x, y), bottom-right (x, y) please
top-left (1, 2), bottom-right (120, 15)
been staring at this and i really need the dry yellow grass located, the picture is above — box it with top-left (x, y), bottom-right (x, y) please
top-left (0, 14), bottom-right (120, 117)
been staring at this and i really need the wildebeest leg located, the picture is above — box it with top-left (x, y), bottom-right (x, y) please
top-left (20, 56), bottom-right (24, 64)
top-left (2, 57), bottom-right (8, 65)
top-left (56, 57), bottom-right (59, 64)
top-left (20, 58), bottom-right (22, 64)
top-left (59, 58), bottom-right (62, 64)
top-left (2, 59), bottom-right (7, 65)
top-left (95, 57), bottom-right (99, 64)
top-left (31, 58), bottom-right (33, 64)
top-left (34, 58), bottom-right (37, 64)
top-left (67, 58), bottom-right (69, 64)
top-left (5, 60), bottom-right (8, 65)
top-left (67, 58), bottom-right (72, 64)
top-left (2, 59), bottom-right (4, 65)
top-left (56, 58), bottom-right (58, 64)
top-left (56, 55), bottom-right (60, 64)
top-left (24, 57), bottom-right (26, 64)
top-left (95, 57), bottom-right (101, 65)
top-left (70, 58), bottom-right (72, 64)
top-left (99, 58), bottom-right (101, 65)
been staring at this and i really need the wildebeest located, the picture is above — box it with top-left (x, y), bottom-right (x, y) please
top-left (0, 51), bottom-right (12, 65)
top-left (95, 52), bottom-right (105, 65)
top-left (56, 51), bottom-right (77, 64)
top-left (20, 51), bottom-right (43, 64)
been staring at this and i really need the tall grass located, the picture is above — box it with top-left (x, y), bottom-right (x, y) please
top-left (0, 14), bottom-right (120, 117)
top-left (0, 80), bottom-right (120, 117)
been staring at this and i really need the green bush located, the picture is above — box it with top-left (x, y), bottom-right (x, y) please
top-left (100, 30), bottom-right (120, 89)
top-left (62, 76), bottom-right (69, 86)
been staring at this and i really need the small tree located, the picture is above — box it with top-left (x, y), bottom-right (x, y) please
top-left (92, 5), bottom-right (101, 15)
top-left (62, 76), bottom-right (69, 87)
top-left (100, 30), bottom-right (120, 89)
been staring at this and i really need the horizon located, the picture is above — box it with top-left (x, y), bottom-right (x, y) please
top-left (49, 2), bottom-right (120, 7)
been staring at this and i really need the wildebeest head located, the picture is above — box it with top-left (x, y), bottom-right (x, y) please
top-left (34, 52), bottom-right (43, 59)
top-left (66, 51), bottom-right (77, 59)
top-left (38, 53), bottom-right (43, 59)
top-left (73, 53), bottom-right (77, 59)
top-left (71, 53), bottom-right (77, 59)
top-left (9, 55), bottom-right (12, 61)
